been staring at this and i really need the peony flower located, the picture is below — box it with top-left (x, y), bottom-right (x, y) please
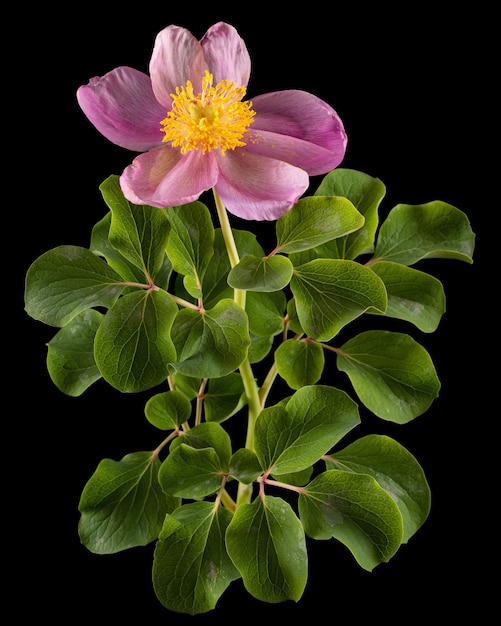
top-left (77, 22), bottom-right (347, 221)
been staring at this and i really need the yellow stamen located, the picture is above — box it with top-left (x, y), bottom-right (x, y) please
top-left (160, 70), bottom-right (255, 155)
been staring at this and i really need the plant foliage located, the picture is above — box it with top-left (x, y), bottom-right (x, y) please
top-left (24, 168), bottom-right (475, 614)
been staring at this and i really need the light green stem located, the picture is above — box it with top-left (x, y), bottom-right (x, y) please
top-left (213, 189), bottom-right (246, 310)
top-left (212, 188), bottom-right (262, 507)
top-left (238, 359), bottom-right (262, 452)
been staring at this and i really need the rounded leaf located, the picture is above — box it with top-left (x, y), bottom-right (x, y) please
top-left (369, 261), bottom-right (446, 332)
top-left (145, 390), bottom-right (192, 430)
top-left (158, 445), bottom-right (224, 499)
top-left (276, 194), bottom-right (364, 254)
top-left (327, 434), bottom-right (431, 542)
top-left (275, 339), bottom-right (325, 389)
top-left (24, 245), bottom-right (124, 327)
top-left (337, 330), bottom-right (440, 423)
top-left (228, 254), bottom-right (293, 292)
top-left (314, 168), bottom-right (386, 259)
top-left (78, 452), bottom-right (174, 554)
top-left (246, 291), bottom-right (286, 336)
top-left (373, 201), bottom-right (475, 265)
top-left (46, 309), bottom-right (103, 396)
top-left (226, 496), bottom-right (307, 603)
top-left (255, 385), bottom-right (360, 475)
top-left (299, 470), bottom-right (403, 571)
top-left (94, 289), bottom-right (177, 392)
top-left (153, 502), bottom-right (239, 615)
top-left (291, 259), bottom-right (387, 340)
top-left (172, 299), bottom-right (250, 378)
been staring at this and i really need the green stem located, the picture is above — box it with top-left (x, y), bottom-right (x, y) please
top-left (213, 188), bottom-right (246, 310)
top-left (239, 359), bottom-right (262, 452)
top-left (212, 188), bottom-right (262, 507)
top-left (235, 358), bottom-right (262, 507)
top-left (219, 486), bottom-right (237, 512)
top-left (259, 361), bottom-right (278, 408)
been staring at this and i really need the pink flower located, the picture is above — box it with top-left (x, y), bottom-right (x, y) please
top-left (77, 22), bottom-right (347, 221)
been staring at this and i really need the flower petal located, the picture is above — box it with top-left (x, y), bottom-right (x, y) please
top-left (215, 150), bottom-right (309, 221)
top-left (244, 128), bottom-right (344, 177)
top-left (200, 22), bottom-right (251, 87)
top-left (77, 67), bottom-right (166, 151)
top-left (249, 90), bottom-right (347, 174)
top-left (149, 25), bottom-right (208, 106)
top-left (120, 146), bottom-right (218, 208)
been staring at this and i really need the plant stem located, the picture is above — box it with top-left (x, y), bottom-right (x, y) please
top-left (212, 189), bottom-right (246, 310)
top-left (212, 188), bottom-right (262, 507)
top-left (239, 359), bottom-right (262, 452)
top-left (219, 487), bottom-right (237, 512)
top-left (259, 361), bottom-right (278, 408)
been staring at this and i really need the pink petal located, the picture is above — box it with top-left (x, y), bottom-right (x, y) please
top-left (120, 146), bottom-right (219, 208)
top-left (149, 25), bottom-right (208, 106)
top-left (215, 150), bottom-right (309, 221)
top-left (249, 90), bottom-right (347, 174)
top-left (244, 128), bottom-right (344, 176)
top-left (200, 22), bottom-right (251, 87)
top-left (77, 67), bottom-right (166, 151)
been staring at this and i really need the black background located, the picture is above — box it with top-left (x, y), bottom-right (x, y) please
top-left (16, 3), bottom-right (492, 621)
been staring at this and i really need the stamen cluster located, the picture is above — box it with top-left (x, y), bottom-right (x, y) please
top-left (161, 70), bottom-right (255, 154)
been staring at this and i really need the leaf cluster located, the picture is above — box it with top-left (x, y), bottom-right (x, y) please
top-left (24, 169), bottom-right (474, 613)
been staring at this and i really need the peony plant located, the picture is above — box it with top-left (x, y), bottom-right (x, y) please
top-left (24, 22), bottom-right (475, 615)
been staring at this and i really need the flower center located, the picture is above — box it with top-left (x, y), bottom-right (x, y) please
top-left (160, 70), bottom-right (255, 155)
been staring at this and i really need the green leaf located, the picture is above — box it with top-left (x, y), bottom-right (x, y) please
top-left (145, 390), bottom-right (192, 430)
top-left (158, 445), bottom-right (224, 499)
top-left (227, 254), bottom-right (293, 292)
top-left (255, 385), bottom-right (360, 475)
top-left (290, 259), bottom-right (387, 340)
top-left (24, 245), bottom-right (124, 327)
top-left (90, 212), bottom-right (152, 284)
top-left (285, 297), bottom-right (304, 335)
top-left (172, 299), bottom-right (250, 378)
top-left (288, 239), bottom-right (348, 267)
top-left (373, 201), bottom-right (475, 265)
top-left (275, 195), bottom-right (364, 253)
top-left (165, 201), bottom-right (214, 299)
top-left (204, 373), bottom-right (246, 423)
top-left (169, 422), bottom-right (233, 468)
top-left (275, 339), bottom-right (325, 389)
top-left (94, 289), bottom-right (177, 392)
top-left (271, 466), bottom-right (313, 487)
top-left (171, 373), bottom-right (201, 400)
top-left (203, 229), bottom-right (265, 308)
top-left (100, 175), bottom-right (171, 279)
top-left (246, 290), bottom-right (286, 336)
top-left (248, 333), bottom-right (274, 364)
top-left (226, 495), bottom-right (307, 603)
top-left (78, 451), bottom-right (175, 554)
top-left (369, 261), bottom-right (446, 332)
top-left (232, 229), bottom-right (266, 257)
top-left (337, 330), bottom-right (441, 423)
top-left (314, 168), bottom-right (386, 259)
top-left (298, 470), bottom-right (403, 571)
top-left (153, 502), bottom-right (240, 615)
top-left (325, 435), bottom-right (430, 542)
top-left (229, 448), bottom-right (262, 484)
top-left (46, 309), bottom-right (103, 396)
